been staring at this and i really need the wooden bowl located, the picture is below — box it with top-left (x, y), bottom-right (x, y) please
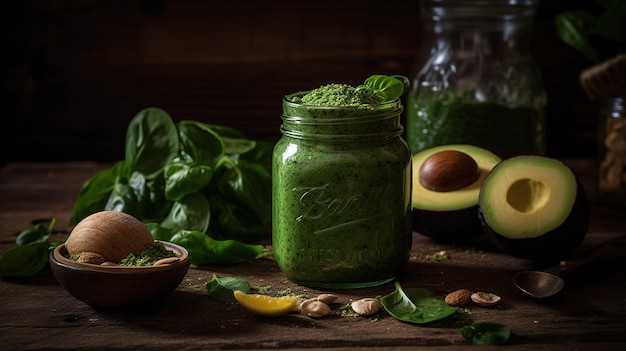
top-left (49, 241), bottom-right (190, 308)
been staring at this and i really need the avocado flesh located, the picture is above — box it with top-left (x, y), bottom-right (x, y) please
top-left (412, 144), bottom-right (501, 243)
top-left (478, 156), bottom-right (589, 261)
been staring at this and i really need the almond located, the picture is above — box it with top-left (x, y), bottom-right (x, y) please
top-left (351, 298), bottom-right (383, 316)
top-left (445, 289), bottom-right (472, 306)
top-left (76, 251), bottom-right (106, 265)
top-left (471, 292), bottom-right (501, 307)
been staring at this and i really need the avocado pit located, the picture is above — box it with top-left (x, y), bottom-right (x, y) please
top-left (419, 150), bottom-right (479, 192)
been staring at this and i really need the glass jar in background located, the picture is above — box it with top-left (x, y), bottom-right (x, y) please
top-left (406, 0), bottom-right (547, 159)
top-left (598, 97), bottom-right (626, 208)
top-left (272, 94), bottom-right (412, 289)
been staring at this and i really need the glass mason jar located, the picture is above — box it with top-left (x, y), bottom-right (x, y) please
top-left (598, 97), bottom-right (626, 208)
top-left (406, 0), bottom-right (547, 159)
top-left (272, 94), bottom-right (413, 289)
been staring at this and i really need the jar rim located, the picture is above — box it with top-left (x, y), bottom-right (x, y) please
top-left (280, 125), bottom-right (405, 142)
top-left (283, 91), bottom-right (401, 111)
top-left (281, 107), bottom-right (403, 125)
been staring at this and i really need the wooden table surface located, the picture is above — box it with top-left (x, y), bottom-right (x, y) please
top-left (1, 160), bottom-right (625, 351)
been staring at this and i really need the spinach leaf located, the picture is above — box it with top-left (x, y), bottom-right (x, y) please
top-left (71, 160), bottom-right (130, 224)
top-left (200, 123), bottom-right (247, 139)
top-left (160, 192), bottom-right (210, 233)
top-left (208, 194), bottom-right (267, 243)
top-left (104, 171), bottom-right (151, 219)
top-left (215, 159), bottom-right (271, 223)
top-left (1, 220), bottom-right (62, 277)
top-left (145, 222), bottom-right (176, 241)
top-left (16, 218), bottom-right (56, 246)
top-left (555, 1), bottom-right (626, 64)
top-left (239, 140), bottom-right (274, 175)
top-left (125, 107), bottom-right (179, 178)
top-left (177, 120), bottom-right (225, 166)
top-left (206, 275), bottom-right (251, 302)
top-left (362, 75), bottom-right (409, 101)
top-left (168, 230), bottom-right (264, 265)
top-left (164, 160), bottom-right (213, 201)
top-left (556, 11), bottom-right (601, 63)
top-left (461, 322), bottom-right (511, 345)
top-left (0, 241), bottom-right (57, 278)
top-left (379, 282), bottom-right (457, 324)
top-left (144, 172), bottom-right (171, 221)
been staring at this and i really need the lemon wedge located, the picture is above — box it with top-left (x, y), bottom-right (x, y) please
top-left (233, 290), bottom-right (298, 317)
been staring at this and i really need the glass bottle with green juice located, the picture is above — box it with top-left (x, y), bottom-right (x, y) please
top-left (406, 0), bottom-right (547, 159)
top-left (272, 76), bottom-right (413, 289)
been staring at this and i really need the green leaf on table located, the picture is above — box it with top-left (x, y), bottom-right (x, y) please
top-left (206, 275), bottom-right (251, 302)
top-left (461, 322), bottom-right (511, 345)
top-left (16, 219), bottom-right (56, 246)
top-left (379, 282), bottom-right (457, 324)
top-left (0, 241), bottom-right (55, 278)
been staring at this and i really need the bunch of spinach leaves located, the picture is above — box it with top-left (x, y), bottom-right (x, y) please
top-left (70, 107), bottom-right (273, 265)
top-left (555, 0), bottom-right (626, 63)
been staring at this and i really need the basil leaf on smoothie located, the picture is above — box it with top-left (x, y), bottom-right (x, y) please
top-left (362, 74), bottom-right (409, 101)
top-left (380, 282), bottom-right (457, 324)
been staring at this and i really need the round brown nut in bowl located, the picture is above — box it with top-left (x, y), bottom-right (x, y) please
top-left (50, 240), bottom-right (190, 309)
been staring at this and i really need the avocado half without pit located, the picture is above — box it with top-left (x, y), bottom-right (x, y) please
top-left (412, 144), bottom-right (502, 243)
top-left (478, 156), bottom-right (590, 263)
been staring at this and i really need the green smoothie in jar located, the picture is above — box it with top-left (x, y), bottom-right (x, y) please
top-left (272, 75), bottom-right (413, 289)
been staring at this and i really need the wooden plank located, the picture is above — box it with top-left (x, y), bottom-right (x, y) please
top-left (1, 160), bottom-right (626, 350)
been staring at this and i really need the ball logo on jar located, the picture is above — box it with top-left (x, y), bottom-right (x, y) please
top-left (294, 183), bottom-right (393, 234)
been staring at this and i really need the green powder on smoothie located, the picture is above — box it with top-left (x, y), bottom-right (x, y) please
top-left (294, 83), bottom-right (384, 106)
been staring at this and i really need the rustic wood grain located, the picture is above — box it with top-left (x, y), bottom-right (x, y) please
top-left (1, 160), bottom-right (625, 350)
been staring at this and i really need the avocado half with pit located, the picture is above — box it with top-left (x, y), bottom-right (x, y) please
top-left (412, 144), bottom-right (501, 243)
top-left (478, 156), bottom-right (589, 262)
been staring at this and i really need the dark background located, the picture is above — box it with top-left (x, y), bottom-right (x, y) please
top-left (1, 0), bottom-right (604, 165)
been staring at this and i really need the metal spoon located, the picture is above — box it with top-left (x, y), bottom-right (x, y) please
top-left (514, 238), bottom-right (619, 299)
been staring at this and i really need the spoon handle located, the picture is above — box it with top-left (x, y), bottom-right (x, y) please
top-left (546, 235), bottom-right (626, 275)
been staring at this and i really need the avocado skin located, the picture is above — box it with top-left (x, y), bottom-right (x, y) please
top-left (479, 181), bottom-right (590, 263)
top-left (413, 206), bottom-right (484, 244)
